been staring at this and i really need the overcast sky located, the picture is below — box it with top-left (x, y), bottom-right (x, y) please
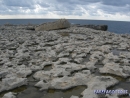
top-left (0, 0), bottom-right (130, 21)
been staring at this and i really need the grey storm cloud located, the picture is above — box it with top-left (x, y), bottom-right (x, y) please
top-left (55, 0), bottom-right (130, 14)
top-left (101, 0), bottom-right (130, 7)
top-left (56, 0), bottom-right (130, 6)
top-left (0, 0), bottom-right (130, 17)
top-left (56, 0), bottom-right (100, 5)
top-left (0, 0), bottom-right (51, 15)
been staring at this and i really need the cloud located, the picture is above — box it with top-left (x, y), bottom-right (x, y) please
top-left (2, 0), bottom-right (32, 7)
top-left (101, 0), bottom-right (130, 7)
top-left (0, 0), bottom-right (129, 21)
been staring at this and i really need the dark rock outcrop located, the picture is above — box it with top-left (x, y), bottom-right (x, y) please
top-left (72, 24), bottom-right (108, 31)
top-left (85, 25), bottom-right (108, 31)
top-left (35, 19), bottom-right (70, 31)
top-left (25, 26), bottom-right (35, 30)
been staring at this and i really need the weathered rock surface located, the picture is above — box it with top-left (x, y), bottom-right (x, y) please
top-left (0, 23), bottom-right (130, 98)
top-left (35, 19), bottom-right (70, 31)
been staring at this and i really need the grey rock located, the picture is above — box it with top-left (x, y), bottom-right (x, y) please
top-left (58, 51), bottom-right (70, 58)
top-left (77, 24), bottom-right (108, 31)
top-left (0, 70), bottom-right (8, 78)
top-left (73, 58), bottom-right (84, 64)
top-left (15, 65), bottom-right (32, 78)
top-left (103, 52), bottom-right (120, 63)
top-left (0, 76), bottom-right (27, 92)
top-left (99, 62), bottom-right (130, 78)
top-left (119, 42), bottom-right (129, 50)
top-left (119, 52), bottom-right (130, 59)
top-left (70, 95), bottom-right (79, 98)
top-left (53, 58), bottom-right (70, 65)
top-left (2, 92), bottom-right (16, 98)
top-left (25, 26), bottom-right (35, 30)
top-left (85, 60), bottom-right (97, 70)
top-left (90, 51), bottom-right (104, 61)
top-left (81, 76), bottom-right (118, 98)
top-left (105, 88), bottom-right (127, 98)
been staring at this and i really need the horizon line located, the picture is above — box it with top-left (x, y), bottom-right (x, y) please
top-left (0, 18), bottom-right (130, 22)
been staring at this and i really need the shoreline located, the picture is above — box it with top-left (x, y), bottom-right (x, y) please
top-left (0, 19), bottom-right (130, 34)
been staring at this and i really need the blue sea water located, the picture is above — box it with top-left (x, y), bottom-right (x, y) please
top-left (0, 19), bottom-right (130, 34)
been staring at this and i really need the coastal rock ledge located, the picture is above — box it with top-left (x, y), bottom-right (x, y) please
top-left (0, 20), bottom-right (130, 98)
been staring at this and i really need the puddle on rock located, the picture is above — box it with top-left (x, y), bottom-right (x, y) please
top-left (92, 59), bottom-right (127, 82)
top-left (27, 73), bottom-right (39, 86)
top-left (82, 54), bottom-right (90, 64)
top-left (92, 60), bottom-right (104, 76)
top-left (16, 73), bottom-right (44, 98)
top-left (107, 82), bottom-right (130, 98)
top-left (0, 86), bottom-right (27, 98)
top-left (0, 66), bottom-right (36, 98)
top-left (71, 69), bottom-right (89, 76)
top-left (43, 85), bottom-right (87, 98)
top-left (94, 64), bottom-right (103, 68)
top-left (101, 73), bottom-right (126, 81)
top-left (57, 32), bottom-right (70, 37)
top-left (111, 49), bottom-right (129, 56)
top-left (109, 82), bottom-right (130, 92)
top-left (120, 96), bottom-right (130, 98)
top-left (92, 68), bottom-right (101, 76)
top-left (16, 85), bottom-right (87, 98)
top-left (17, 86), bottom-right (45, 98)
top-left (93, 65), bottom-right (130, 98)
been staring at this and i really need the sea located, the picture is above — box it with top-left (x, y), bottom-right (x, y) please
top-left (0, 19), bottom-right (130, 34)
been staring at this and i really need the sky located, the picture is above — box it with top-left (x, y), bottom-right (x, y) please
top-left (0, 0), bottom-right (130, 21)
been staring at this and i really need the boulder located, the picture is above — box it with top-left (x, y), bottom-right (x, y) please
top-left (25, 26), bottom-right (35, 30)
top-left (35, 19), bottom-right (70, 31)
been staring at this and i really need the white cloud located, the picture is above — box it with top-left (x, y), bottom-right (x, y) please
top-left (0, 0), bottom-right (130, 21)
top-left (0, 12), bottom-right (129, 21)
